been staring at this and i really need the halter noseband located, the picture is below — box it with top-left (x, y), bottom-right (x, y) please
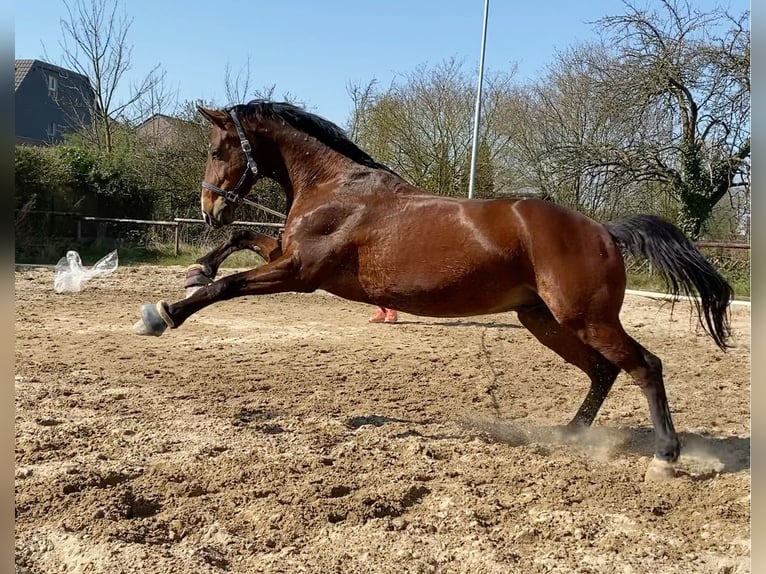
top-left (201, 109), bottom-right (259, 206)
top-left (200, 109), bottom-right (287, 221)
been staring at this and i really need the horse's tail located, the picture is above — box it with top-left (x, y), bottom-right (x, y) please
top-left (604, 214), bottom-right (733, 351)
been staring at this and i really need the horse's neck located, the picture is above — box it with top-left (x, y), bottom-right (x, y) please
top-left (276, 132), bottom-right (354, 194)
top-left (259, 121), bottom-right (398, 202)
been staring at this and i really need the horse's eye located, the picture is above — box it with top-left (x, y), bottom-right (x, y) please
top-left (211, 148), bottom-right (221, 159)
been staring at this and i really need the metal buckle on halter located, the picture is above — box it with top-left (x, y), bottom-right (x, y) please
top-left (222, 189), bottom-right (241, 204)
top-left (240, 139), bottom-right (252, 153)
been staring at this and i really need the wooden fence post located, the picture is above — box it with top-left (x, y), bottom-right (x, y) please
top-left (174, 223), bottom-right (180, 256)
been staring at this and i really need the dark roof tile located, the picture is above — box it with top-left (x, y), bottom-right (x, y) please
top-left (14, 59), bottom-right (34, 91)
top-left (15, 59), bottom-right (90, 91)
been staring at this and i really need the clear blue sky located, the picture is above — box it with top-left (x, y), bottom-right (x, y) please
top-left (15, 0), bottom-right (748, 127)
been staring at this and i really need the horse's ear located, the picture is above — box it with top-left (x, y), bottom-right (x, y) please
top-left (198, 106), bottom-right (228, 129)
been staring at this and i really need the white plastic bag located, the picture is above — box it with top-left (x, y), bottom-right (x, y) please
top-left (53, 250), bottom-right (119, 293)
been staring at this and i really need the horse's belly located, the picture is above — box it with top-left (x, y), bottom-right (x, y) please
top-left (322, 250), bottom-right (537, 317)
top-left (372, 266), bottom-right (538, 317)
top-left (394, 283), bottom-right (536, 317)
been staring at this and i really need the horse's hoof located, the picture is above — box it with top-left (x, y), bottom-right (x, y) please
top-left (133, 302), bottom-right (171, 336)
top-left (184, 264), bottom-right (213, 287)
top-left (644, 457), bottom-right (677, 481)
top-left (556, 423), bottom-right (586, 443)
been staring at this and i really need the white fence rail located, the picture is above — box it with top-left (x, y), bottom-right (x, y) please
top-left (20, 210), bottom-right (285, 256)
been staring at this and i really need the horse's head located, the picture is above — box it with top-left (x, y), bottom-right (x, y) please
top-left (197, 106), bottom-right (262, 228)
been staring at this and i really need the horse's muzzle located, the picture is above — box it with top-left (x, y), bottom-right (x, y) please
top-left (202, 212), bottom-right (222, 229)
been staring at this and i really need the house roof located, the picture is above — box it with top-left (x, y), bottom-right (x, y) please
top-left (15, 59), bottom-right (90, 91)
top-left (14, 59), bottom-right (34, 91)
top-left (16, 134), bottom-right (48, 146)
top-left (135, 113), bottom-right (192, 130)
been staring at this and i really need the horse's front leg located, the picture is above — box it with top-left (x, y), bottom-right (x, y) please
top-left (184, 230), bottom-right (275, 297)
top-left (136, 255), bottom-right (302, 336)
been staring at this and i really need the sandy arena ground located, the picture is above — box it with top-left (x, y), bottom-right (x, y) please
top-left (15, 265), bottom-right (750, 573)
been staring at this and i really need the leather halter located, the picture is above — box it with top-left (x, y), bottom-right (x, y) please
top-left (201, 109), bottom-right (285, 221)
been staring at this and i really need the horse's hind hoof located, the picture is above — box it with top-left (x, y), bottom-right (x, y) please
top-left (644, 457), bottom-right (677, 481)
top-left (133, 301), bottom-right (172, 336)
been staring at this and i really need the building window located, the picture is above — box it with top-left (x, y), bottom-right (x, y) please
top-left (46, 122), bottom-right (58, 139)
top-left (48, 75), bottom-right (58, 100)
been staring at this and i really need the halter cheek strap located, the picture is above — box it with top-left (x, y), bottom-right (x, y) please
top-left (200, 109), bottom-right (287, 221)
top-left (201, 109), bottom-right (259, 206)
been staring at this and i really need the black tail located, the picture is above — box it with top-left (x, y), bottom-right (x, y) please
top-left (605, 215), bottom-right (733, 350)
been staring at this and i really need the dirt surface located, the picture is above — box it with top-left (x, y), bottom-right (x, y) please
top-left (15, 265), bottom-right (750, 573)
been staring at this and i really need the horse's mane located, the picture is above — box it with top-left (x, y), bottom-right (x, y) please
top-left (228, 100), bottom-right (399, 176)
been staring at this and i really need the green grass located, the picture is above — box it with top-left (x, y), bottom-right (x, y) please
top-left (147, 246), bottom-right (267, 269)
top-left (627, 271), bottom-right (750, 300)
top-left (15, 240), bottom-right (267, 269)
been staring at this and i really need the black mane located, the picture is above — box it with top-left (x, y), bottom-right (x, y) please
top-left (228, 100), bottom-right (398, 175)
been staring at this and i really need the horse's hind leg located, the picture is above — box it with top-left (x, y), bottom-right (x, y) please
top-left (517, 304), bottom-right (619, 428)
top-left (521, 302), bottom-right (678, 478)
top-left (577, 321), bottom-right (679, 478)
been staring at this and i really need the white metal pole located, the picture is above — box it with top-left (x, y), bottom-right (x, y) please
top-left (468, 0), bottom-right (489, 199)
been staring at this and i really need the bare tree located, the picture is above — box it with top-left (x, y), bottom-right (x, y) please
top-left (224, 58), bottom-right (300, 106)
top-left (127, 99), bottom-right (210, 219)
top-left (348, 58), bottom-right (516, 197)
top-left (506, 1), bottom-right (749, 237)
top-left (224, 57), bottom-right (255, 105)
top-left (57, 0), bottom-right (163, 151)
top-left (505, 44), bottom-right (660, 218)
top-left (346, 79), bottom-right (377, 140)
top-left (132, 68), bottom-right (176, 126)
top-left (588, 0), bottom-right (750, 237)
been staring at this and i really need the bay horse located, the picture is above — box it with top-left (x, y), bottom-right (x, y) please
top-left (183, 229), bottom-right (397, 322)
top-left (135, 100), bottom-right (732, 480)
